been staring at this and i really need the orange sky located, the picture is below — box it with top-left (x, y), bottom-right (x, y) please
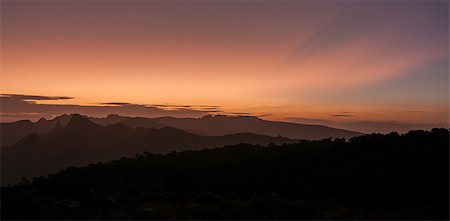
top-left (1, 1), bottom-right (449, 133)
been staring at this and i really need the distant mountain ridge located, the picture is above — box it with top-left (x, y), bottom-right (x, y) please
top-left (1, 114), bottom-right (297, 184)
top-left (1, 113), bottom-right (363, 146)
top-left (153, 114), bottom-right (362, 139)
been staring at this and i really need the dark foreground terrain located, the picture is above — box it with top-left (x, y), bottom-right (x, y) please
top-left (2, 128), bottom-right (449, 219)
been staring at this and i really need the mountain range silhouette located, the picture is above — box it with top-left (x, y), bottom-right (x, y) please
top-left (2, 114), bottom-right (299, 184)
top-left (1, 113), bottom-right (363, 146)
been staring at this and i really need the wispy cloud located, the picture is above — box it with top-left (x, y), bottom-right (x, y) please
top-left (228, 112), bottom-right (252, 116)
top-left (331, 114), bottom-right (353, 117)
top-left (283, 117), bottom-right (446, 134)
top-left (282, 6), bottom-right (373, 66)
top-left (100, 102), bottom-right (132, 106)
top-left (402, 110), bottom-right (425, 113)
top-left (146, 104), bottom-right (221, 112)
top-left (0, 94), bottom-right (223, 122)
top-left (1, 94), bottom-right (73, 101)
top-left (329, 120), bottom-right (446, 134)
top-left (285, 117), bottom-right (332, 125)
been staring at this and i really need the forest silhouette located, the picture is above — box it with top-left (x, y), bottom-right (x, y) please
top-left (2, 127), bottom-right (448, 219)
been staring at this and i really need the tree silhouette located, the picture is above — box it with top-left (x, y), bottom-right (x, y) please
top-left (1, 128), bottom-right (448, 219)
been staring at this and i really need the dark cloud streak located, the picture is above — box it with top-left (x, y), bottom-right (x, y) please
top-left (1, 94), bottom-right (74, 101)
top-left (100, 102), bottom-right (132, 106)
top-left (331, 114), bottom-right (353, 117)
top-left (0, 94), bottom-right (223, 122)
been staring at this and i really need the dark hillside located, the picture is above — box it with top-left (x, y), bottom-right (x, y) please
top-left (2, 128), bottom-right (448, 219)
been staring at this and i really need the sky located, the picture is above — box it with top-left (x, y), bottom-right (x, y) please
top-left (1, 0), bottom-right (449, 133)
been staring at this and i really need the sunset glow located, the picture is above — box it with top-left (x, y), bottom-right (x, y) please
top-left (1, 1), bottom-right (448, 133)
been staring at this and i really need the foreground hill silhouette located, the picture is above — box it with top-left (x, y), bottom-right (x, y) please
top-left (1, 114), bottom-right (297, 184)
top-left (1, 113), bottom-right (363, 146)
top-left (1, 128), bottom-right (448, 219)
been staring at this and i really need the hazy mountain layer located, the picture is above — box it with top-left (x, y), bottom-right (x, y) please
top-left (1, 114), bottom-right (363, 146)
top-left (1, 114), bottom-right (297, 184)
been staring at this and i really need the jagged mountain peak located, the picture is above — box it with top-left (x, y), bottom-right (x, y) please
top-left (64, 114), bottom-right (100, 130)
